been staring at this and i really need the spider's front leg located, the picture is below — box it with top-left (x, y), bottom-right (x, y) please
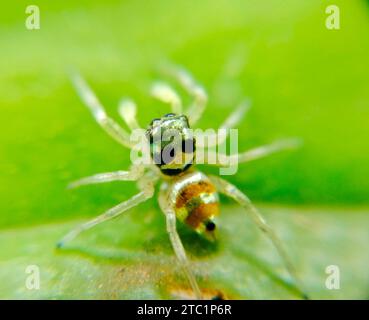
top-left (209, 175), bottom-right (308, 299)
top-left (162, 65), bottom-right (208, 125)
top-left (159, 192), bottom-right (202, 300)
top-left (71, 72), bottom-right (133, 149)
top-left (195, 100), bottom-right (250, 148)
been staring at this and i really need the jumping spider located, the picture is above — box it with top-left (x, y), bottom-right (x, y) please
top-left (57, 66), bottom-right (306, 299)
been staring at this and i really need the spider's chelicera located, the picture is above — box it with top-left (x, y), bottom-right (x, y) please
top-left (57, 66), bottom-right (306, 299)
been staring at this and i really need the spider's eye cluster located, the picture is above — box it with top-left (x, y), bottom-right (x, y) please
top-left (145, 114), bottom-right (195, 176)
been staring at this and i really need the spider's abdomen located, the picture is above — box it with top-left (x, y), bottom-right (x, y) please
top-left (169, 172), bottom-right (219, 239)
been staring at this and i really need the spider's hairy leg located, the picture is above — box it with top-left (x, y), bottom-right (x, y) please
top-left (57, 174), bottom-right (156, 248)
top-left (195, 100), bottom-right (251, 148)
top-left (164, 65), bottom-right (207, 125)
top-left (209, 175), bottom-right (308, 299)
top-left (118, 99), bottom-right (141, 130)
top-left (159, 192), bottom-right (202, 300)
top-left (67, 165), bottom-right (145, 189)
top-left (70, 72), bottom-right (133, 148)
top-left (151, 82), bottom-right (182, 114)
top-left (199, 138), bottom-right (302, 166)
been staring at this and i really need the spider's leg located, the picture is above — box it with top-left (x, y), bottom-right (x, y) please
top-left (165, 211), bottom-right (202, 300)
top-left (151, 82), bottom-right (182, 114)
top-left (209, 175), bottom-right (308, 299)
top-left (195, 100), bottom-right (250, 148)
top-left (159, 193), bottom-right (202, 299)
top-left (234, 138), bottom-right (302, 164)
top-left (165, 65), bottom-right (207, 125)
top-left (68, 165), bottom-right (145, 189)
top-left (199, 138), bottom-right (302, 166)
top-left (57, 177), bottom-right (155, 248)
top-left (218, 100), bottom-right (250, 133)
top-left (118, 99), bottom-right (141, 130)
top-left (71, 72), bottom-right (133, 148)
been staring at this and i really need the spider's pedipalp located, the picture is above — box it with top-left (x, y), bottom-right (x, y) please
top-left (70, 72), bottom-right (133, 149)
top-left (118, 99), bottom-right (141, 130)
top-left (151, 81), bottom-right (182, 114)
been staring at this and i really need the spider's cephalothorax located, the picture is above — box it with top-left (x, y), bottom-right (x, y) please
top-left (146, 113), bottom-right (196, 176)
top-left (60, 67), bottom-right (306, 300)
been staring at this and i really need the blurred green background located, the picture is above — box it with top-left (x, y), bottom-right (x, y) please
top-left (0, 0), bottom-right (368, 299)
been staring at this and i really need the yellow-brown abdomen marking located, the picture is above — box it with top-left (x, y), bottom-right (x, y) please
top-left (175, 180), bottom-right (219, 230)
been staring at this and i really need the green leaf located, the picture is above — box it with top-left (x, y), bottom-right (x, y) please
top-left (1, 205), bottom-right (368, 299)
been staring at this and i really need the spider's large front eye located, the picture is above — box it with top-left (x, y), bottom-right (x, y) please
top-left (182, 138), bottom-right (196, 153)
